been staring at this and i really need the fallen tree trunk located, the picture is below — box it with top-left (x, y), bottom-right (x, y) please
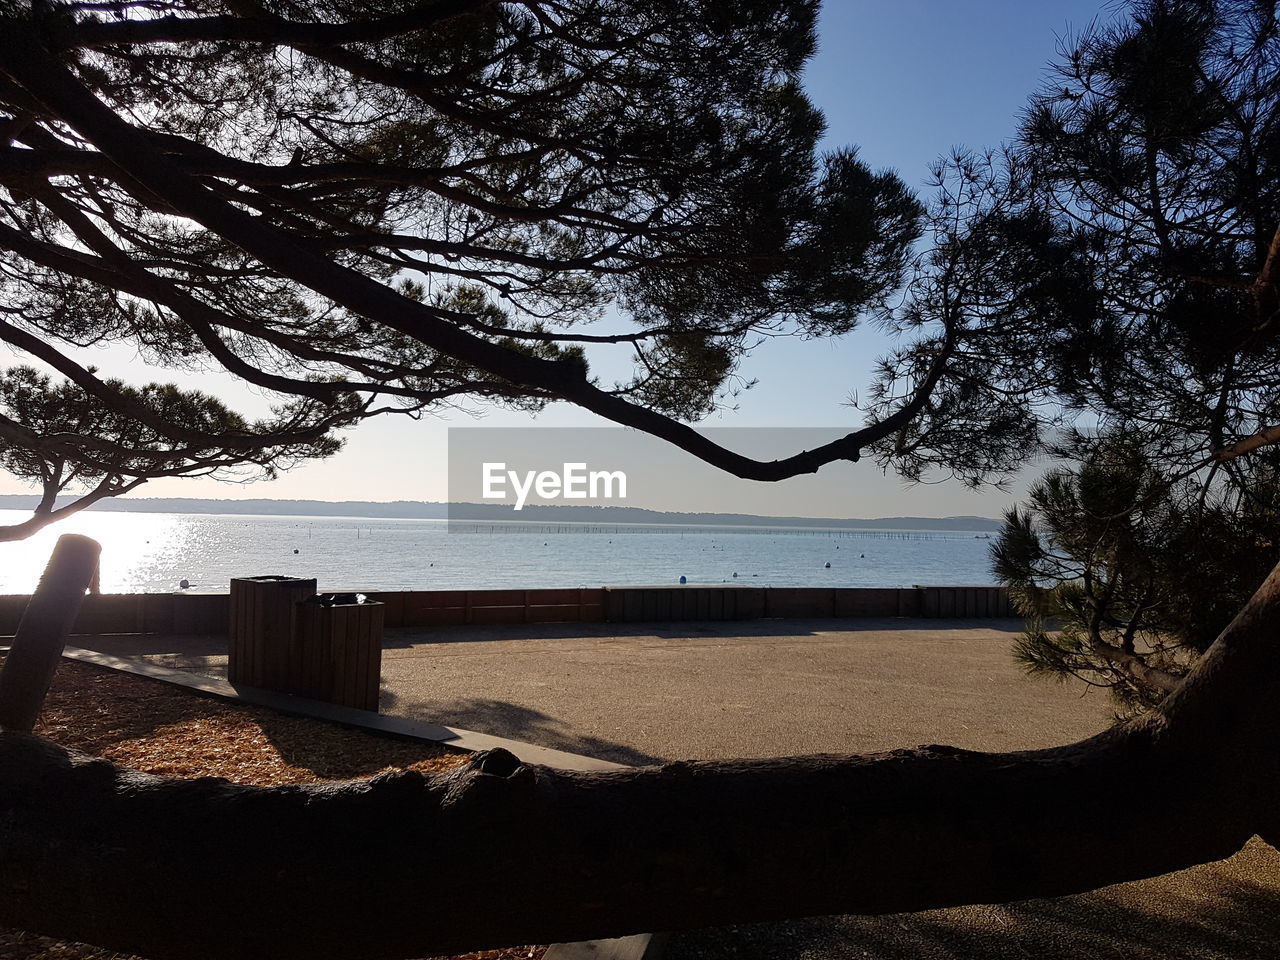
top-left (0, 563), bottom-right (1277, 959)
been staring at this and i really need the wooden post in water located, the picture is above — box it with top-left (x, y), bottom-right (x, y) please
top-left (0, 534), bottom-right (101, 732)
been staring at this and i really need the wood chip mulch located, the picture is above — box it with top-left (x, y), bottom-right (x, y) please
top-left (0, 656), bottom-right (546, 960)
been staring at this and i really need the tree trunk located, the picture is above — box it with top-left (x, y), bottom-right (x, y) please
top-left (0, 566), bottom-right (1277, 960)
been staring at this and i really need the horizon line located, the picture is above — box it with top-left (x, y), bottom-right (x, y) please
top-left (0, 493), bottom-right (1001, 526)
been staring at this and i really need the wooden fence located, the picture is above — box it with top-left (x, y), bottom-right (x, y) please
top-left (0, 584), bottom-right (1014, 636)
top-left (372, 588), bottom-right (606, 627)
top-left (0, 592), bottom-right (231, 638)
top-left (916, 585), bottom-right (1015, 619)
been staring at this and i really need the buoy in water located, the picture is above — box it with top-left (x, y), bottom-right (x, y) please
top-left (679, 575), bottom-right (687, 584)
top-left (178, 578), bottom-right (190, 590)
top-left (732, 572), bottom-right (738, 578)
top-left (825, 561), bottom-right (831, 568)
top-left (293, 548), bottom-right (299, 554)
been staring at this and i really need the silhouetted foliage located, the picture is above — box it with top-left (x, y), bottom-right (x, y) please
top-left (993, 433), bottom-right (1280, 717)
top-left (866, 0), bottom-right (1280, 708)
top-left (0, 0), bottom-right (928, 536)
top-left (873, 0), bottom-right (1280, 480)
top-left (4, 6), bottom-right (1280, 959)
top-left (0, 365), bottom-right (341, 539)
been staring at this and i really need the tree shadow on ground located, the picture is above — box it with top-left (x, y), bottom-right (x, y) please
top-left (35, 658), bottom-right (461, 781)
top-left (247, 709), bottom-right (462, 779)
top-left (382, 691), bottom-right (662, 766)
top-left (664, 839), bottom-right (1280, 960)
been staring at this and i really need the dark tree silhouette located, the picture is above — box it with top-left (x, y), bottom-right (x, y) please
top-left (872, 0), bottom-right (1280, 482)
top-left (0, 365), bottom-right (341, 539)
top-left (868, 0), bottom-right (1280, 707)
top-left (993, 433), bottom-right (1280, 715)
top-left (0, 2), bottom-right (1278, 959)
top-left (0, 0), bottom-right (929, 537)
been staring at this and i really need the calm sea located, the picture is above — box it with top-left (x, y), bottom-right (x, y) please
top-left (0, 509), bottom-right (1001, 594)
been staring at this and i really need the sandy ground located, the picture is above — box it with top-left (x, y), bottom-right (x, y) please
top-left (80, 617), bottom-right (1280, 959)
top-left (89, 617), bottom-right (1108, 764)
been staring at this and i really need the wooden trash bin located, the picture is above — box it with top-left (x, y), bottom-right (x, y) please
top-left (228, 576), bottom-right (317, 688)
top-left (291, 593), bottom-right (384, 711)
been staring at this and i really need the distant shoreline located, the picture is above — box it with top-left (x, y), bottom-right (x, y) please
top-left (0, 494), bottom-right (1002, 532)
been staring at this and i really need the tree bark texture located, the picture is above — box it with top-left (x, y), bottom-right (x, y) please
top-left (0, 534), bottom-right (99, 731)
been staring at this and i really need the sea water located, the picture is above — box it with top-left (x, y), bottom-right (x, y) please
top-left (0, 510), bottom-right (1000, 594)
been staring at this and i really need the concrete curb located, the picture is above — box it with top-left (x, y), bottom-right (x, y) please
top-left (55, 645), bottom-right (661, 960)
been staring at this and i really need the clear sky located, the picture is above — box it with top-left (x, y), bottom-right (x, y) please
top-left (1, 1), bottom-right (1121, 517)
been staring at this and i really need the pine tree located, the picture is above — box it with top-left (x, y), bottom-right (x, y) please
top-left (867, 0), bottom-right (1280, 708)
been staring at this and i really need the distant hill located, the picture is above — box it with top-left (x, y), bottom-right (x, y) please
top-left (0, 495), bottom-right (1002, 531)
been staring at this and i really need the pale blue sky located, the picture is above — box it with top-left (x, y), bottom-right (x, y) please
top-left (1, 1), bottom-right (1120, 516)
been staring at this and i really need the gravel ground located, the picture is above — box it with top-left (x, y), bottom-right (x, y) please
top-left (1, 657), bottom-right (544, 960)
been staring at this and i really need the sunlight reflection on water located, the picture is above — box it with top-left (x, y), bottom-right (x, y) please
top-left (0, 509), bottom-right (999, 594)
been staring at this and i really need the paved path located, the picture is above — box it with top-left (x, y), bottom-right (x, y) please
top-left (80, 618), bottom-right (1280, 959)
